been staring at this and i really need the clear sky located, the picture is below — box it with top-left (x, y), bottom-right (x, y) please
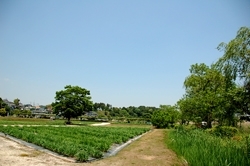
top-left (0, 0), bottom-right (249, 107)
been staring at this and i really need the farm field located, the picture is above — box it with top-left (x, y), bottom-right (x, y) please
top-left (0, 117), bottom-right (182, 165)
top-left (0, 125), bottom-right (150, 161)
top-left (0, 117), bottom-right (95, 125)
top-left (0, 129), bottom-right (183, 166)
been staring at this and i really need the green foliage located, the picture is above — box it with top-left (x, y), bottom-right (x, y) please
top-left (13, 98), bottom-right (20, 109)
top-left (0, 126), bottom-right (149, 162)
top-left (179, 63), bottom-right (236, 128)
top-left (119, 109), bottom-right (130, 117)
top-left (12, 109), bottom-right (21, 116)
top-left (210, 126), bottom-right (238, 138)
top-left (75, 150), bottom-right (89, 162)
top-left (0, 108), bottom-right (6, 116)
top-left (96, 110), bottom-right (107, 119)
top-left (246, 135), bottom-right (250, 158)
top-left (93, 103), bottom-right (158, 119)
top-left (217, 27), bottom-right (250, 81)
top-left (216, 26), bottom-right (250, 114)
top-left (151, 105), bottom-right (179, 128)
top-left (177, 27), bottom-right (250, 128)
top-left (52, 85), bottom-right (93, 123)
top-left (166, 129), bottom-right (250, 166)
top-left (0, 98), bottom-right (10, 115)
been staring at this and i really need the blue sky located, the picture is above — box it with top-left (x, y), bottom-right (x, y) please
top-left (0, 0), bottom-right (249, 107)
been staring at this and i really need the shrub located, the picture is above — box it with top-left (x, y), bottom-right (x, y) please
top-left (11, 109), bottom-right (21, 116)
top-left (151, 110), bottom-right (170, 128)
top-left (151, 105), bottom-right (179, 128)
top-left (212, 126), bottom-right (238, 137)
top-left (0, 108), bottom-right (7, 116)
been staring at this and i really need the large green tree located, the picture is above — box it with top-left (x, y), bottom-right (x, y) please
top-left (216, 27), bottom-right (250, 114)
top-left (52, 85), bottom-right (93, 124)
top-left (180, 63), bottom-right (237, 127)
top-left (0, 97), bottom-right (10, 116)
top-left (177, 27), bottom-right (249, 127)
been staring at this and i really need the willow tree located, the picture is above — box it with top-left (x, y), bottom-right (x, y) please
top-left (216, 27), bottom-right (250, 114)
top-left (52, 85), bottom-right (93, 124)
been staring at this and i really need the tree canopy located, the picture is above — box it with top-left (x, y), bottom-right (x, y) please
top-left (14, 98), bottom-right (20, 109)
top-left (52, 85), bottom-right (93, 124)
top-left (0, 97), bottom-right (10, 116)
top-left (179, 63), bottom-right (242, 127)
top-left (216, 27), bottom-right (250, 114)
top-left (177, 27), bottom-right (250, 128)
top-left (216, 27), bottom-right (250, 82)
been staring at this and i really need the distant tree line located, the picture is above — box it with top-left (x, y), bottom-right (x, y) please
top-left (92, 102), bottom-right (158, 119)
top-left (51, 85), bottom-right (159, 124)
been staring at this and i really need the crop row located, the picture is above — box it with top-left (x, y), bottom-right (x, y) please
top-left (0, 126), bottom-right (149, 161)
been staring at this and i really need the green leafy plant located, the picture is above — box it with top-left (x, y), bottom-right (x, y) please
top-left (0, 125), bottom-right (149, 162)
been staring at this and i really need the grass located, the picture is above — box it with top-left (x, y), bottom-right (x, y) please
top-left (165, 127), bottom-right (250, 166)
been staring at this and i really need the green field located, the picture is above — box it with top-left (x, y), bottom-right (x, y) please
top-left (0, 117), bottom-right (95, 125)
top-left (0, 125), bottom-right (150, 161)
top-left (165, 128), bottom-right (250, 166)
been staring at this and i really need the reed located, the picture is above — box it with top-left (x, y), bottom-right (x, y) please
top-left (166, 128), bottom-right (250, 166)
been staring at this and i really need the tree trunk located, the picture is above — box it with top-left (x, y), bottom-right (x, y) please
top-left (207, 121), bottom-right (212, 128)
top-left (66, 117), bottom-right (71, 124)
top-left (207, 113), bottom-right (212, 128)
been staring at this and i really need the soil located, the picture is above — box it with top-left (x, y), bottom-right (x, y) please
top-left (0, 129), bottom-right (183, 166)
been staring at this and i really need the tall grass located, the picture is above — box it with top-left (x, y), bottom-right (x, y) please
top-left (166, 128), bottom-right (250, 166)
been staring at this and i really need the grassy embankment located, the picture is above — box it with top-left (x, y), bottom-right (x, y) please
top-left (165, 125), bottom-right (250, 166)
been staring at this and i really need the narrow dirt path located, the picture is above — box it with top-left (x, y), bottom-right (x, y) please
top-left (0, 129), bottom-right (183, 166)
top-left (93, 129), bottom-right (182, 166)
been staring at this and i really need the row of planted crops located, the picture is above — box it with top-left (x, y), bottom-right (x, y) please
top-left (0, 125), bottom-right (150, 161)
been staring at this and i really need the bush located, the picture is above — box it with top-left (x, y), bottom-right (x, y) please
top-left (151, 105), bottom-right (179, 128)
top-left (0, 108), bottom-right (7, 116)
top-left (11, 109), bottom-right (21, 116)
top-left (151, 110), bottom-right (170, 128)
top-left (211, 126), bottom-right (238, 138)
